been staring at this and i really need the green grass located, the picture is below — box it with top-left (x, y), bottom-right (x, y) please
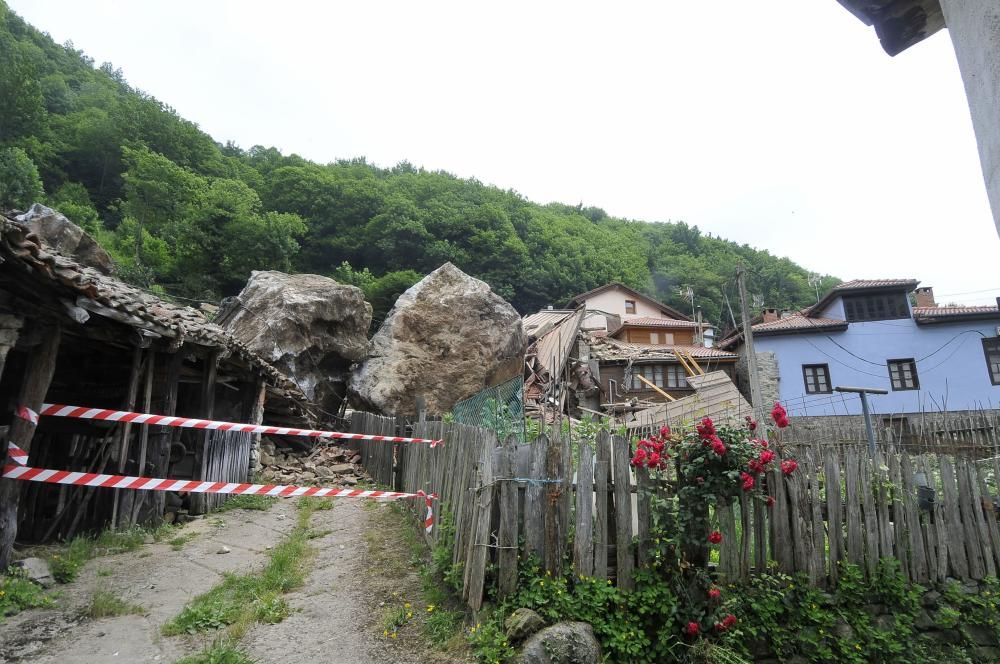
top-left (46, 523), bottom-right (183, 584)
top-left (163, 498), bottom-right (321, 639)
top-left (168, 532), bottom-right (198, 551)
top-left (85, 588), bottom-right (145, 618)
top-left (0, 568), bottom-right (54, 619)
top-left (174, 642), bottom-right (256, 664)
top-left (214, 495), bottom-right (278, 512)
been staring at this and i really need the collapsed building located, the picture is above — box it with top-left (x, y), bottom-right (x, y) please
top-left (0, 206), bottom-right (311, 569)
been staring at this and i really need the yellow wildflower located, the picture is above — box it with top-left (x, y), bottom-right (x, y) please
top-left (404, 602), bottom-right (411, 609)
top-left (427, 605), bottom-right (436, 613)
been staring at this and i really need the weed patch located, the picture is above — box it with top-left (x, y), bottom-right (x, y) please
top-left (168, 532), bottom-right (198, 551)
top-left (85, 588), bottom-right (144, 618)
top-left (215, 495), bottom-right (278, 512)
top-left (46, 523), bottom-right (181, 584)
top-left (0, 568), bottom-right (54, 619)
top-left (174, 641), bottom-right (255, 664)
top-left (164, 497), bottom-right (320, 639)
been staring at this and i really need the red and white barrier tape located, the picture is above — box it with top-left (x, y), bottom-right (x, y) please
top-left (417, 490), bottom-right (434, 534)
top-left (6, 407), bottom-right (438, 530)
top-left (6, 442), bottom-right (28, 466)
top-left (36, 403), bottom-right (443, 446)
top-left (16, 405), bottom-right (38, 426)
top-left (2, 462), bottom-right (438, 503)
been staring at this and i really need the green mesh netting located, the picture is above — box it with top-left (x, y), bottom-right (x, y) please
top-left (450, 375), bottom-right (526, 441)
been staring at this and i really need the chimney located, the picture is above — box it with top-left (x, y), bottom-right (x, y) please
top-left (762, 308), bottom-right (779, 323)
top-left (914, 287), bottom-right (936, 308)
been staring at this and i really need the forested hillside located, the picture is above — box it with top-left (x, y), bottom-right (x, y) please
top-left (0, 1), bottom-right (838, 328)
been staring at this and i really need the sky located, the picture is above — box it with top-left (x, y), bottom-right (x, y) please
top-left (9, 0), bottom-right (1000, 306)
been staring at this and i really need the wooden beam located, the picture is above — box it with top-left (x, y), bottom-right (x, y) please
top-left (681, 350), bottom-right (705, 376)
top-left (191, 351), bottom-right (219, 514)
top-left (674, 350), bottom-right (696, 377)
top-left (112, 346), bottom-right (144, 528)
top-left (636, 374), bottom-right (676, 402)
top-left (0, 324), bottom-right (61, 569)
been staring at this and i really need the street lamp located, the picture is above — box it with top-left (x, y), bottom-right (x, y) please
top-left (833, 386), bottom-right (889, 455)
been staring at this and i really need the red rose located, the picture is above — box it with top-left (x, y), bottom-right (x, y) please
top-left (781, 459), bottom-right (798, 476)
top-left (651, 441), bottom-right (665, 454)
top-left (647, 451), bottom-right (661, 468)
top-left (660, 425), bottom-right (671, 438)
top-left (631, 448), bottom-right (647, 467)
top-left (741, 471), bottom-right (755, 492)
top-left (771, 402), bottom-right (787, 423)
top-left (760, 449), bottom-right (775, 465)
top-left (748, 459), bottom-right (763, 474)
top-left (685, 621), bottom-right (700, 637)
top-left (711, 440), bottom-right (727, 456)
top-left (745, 415), bottom-right (758, 431)
top-left (708, 587), bottom-right (721, 600)
top-left (723, 614), bottom-right (738, 628)
top-left (766, 495), bottom-right (775, 507)
top-left (708, 530), bottom-right (722, 544)
top-left (696, 417), bottom-right (716, 439)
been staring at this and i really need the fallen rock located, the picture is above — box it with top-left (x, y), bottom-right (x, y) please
top-left (517, 622), bottom-right (600, 664)
top-left (350, 263), bottom-right (526, 416)
top-left (217, 271), bottom-right (372, 415)
top-left (505, 608), bottom-right (545, 642)
top-left (14, 204), bottom-right (113, 274)
top-left (217, 546), bottom-right (231, 555)
top-left (329, 464), bottom-right (355, 474)
top-left (12, 557), bottom-right (55, 588)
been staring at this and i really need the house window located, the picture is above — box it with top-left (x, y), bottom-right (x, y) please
top-left (984, 338), bottom-right (1000, 386)
top-left (650, 332), bottom-right (659, 344)
top-left (666, 365), bottom-right (688, 389)
top-left (632, 365), bottom-right (663, 389)
top-left (663, 332), bottom-right (675, 345)
top-left (802, 364), bottom-right (831, 394)
top-left (843, 293), bottom-right (909, 322)
top-left (887, 358), bottom-right (919, 391)
top-left (624, 300), bottom-right (637, 314)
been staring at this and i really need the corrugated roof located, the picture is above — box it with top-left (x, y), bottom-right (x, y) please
top-left (619, 316), bottom-right (702, 329)
top-left (532, 309), bottom-right (585, 376)
top-left (523, 309), bottom-right (576, 339)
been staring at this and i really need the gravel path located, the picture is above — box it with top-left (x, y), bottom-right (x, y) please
top-left (0, 502), bottom-right (307, 663)
top-left (242, 501), bottom-right (377, 664)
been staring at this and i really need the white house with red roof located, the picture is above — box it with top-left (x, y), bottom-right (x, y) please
top-left (719, 280), bottom-right (1000, 418)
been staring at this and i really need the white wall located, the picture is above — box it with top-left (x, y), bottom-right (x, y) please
top-left (941, 0), bottom-right (1000, 238)
top-left (581, 287), bottom-right (668, 318)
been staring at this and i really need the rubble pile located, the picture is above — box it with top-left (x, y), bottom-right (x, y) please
top-left (256, 438), bottom-right (366, 486)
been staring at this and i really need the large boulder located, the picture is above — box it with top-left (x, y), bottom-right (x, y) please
top-left (517, 622), bottom-right (601, 664)
top-left (14, 203), bottom-right (113, 274)
top-left (217, 271), bottom-right (372, 414)
top-left (349, 263), bottom-right (526, 416)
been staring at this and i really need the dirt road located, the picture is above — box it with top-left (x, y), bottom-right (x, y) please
top-left (0, 499), bottom-right (433, 664)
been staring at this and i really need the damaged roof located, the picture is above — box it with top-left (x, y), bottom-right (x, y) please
top-left (0, 212), bottom-right (300, 394)
top-left (588, 336), bottom-right (737, 362)
top-left (913, 304), bottom-right (1000, 324)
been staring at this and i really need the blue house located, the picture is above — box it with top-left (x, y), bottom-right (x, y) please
top-left (719, 280), bottom-right (1000, 418)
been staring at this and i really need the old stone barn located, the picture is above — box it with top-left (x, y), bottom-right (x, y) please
top-left (0, 208), bottom-right (310, 569)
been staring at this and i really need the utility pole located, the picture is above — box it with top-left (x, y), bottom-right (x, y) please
top-left (736, 266), bottom-right (765, 424)
top-left (834, 386), bottom-right (888, 456)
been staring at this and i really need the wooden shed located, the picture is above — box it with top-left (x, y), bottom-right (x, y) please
top-left (0, 212), bottom-right (311, 569)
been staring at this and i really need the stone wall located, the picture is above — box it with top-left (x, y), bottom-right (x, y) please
top-left (733, 347), bottom-right (779, 407)
top-left (751, 582), bottom-right (1000, 663)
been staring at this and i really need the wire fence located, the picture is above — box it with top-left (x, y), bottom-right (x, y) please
top-left (450, 375), bottom-right (527, 441)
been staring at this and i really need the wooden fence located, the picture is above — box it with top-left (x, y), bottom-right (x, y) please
top-left (350, 411), bottom-right (1000, 610)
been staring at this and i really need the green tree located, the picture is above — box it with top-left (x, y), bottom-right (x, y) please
top-left (0, 146), bottom-right (43, 209)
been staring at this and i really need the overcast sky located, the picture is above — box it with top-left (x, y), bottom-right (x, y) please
top-left (9, 0), bottom-right (1000, 306)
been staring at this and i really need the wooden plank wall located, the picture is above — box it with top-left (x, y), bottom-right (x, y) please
top-left (352, 411), bottom-right (1000, 610)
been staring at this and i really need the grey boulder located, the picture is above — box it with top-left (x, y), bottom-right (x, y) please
top-left (517, 621), bottom-right (601, 664)
top-left (217, 271), bottom-right (371, 415)
top-left (14, 203), bottom-right (113, 274)
top-left (349, 263), bottom-right (526, 416)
